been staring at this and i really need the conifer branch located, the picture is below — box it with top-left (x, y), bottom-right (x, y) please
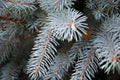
top-left (0, 0), bottom-right (36, 21)
top-left (4, 0), bottom-right (39, 6)
top-left (71, 43), bottom-right (98, 80)
top-left (79, 48), bottom-right (96, 80)
top-left (50, 62), bottom-right (68, 80)
top-left (0, 0), bottom-right (120, 80)
top-left (35, 29), bottom-right (52, 73)
top-left (39, 0), bottom-right (76, 12)
top-left (45, 39), bottom-right (94, 80)
top-left (0, 32), bottom-right (16, 64)
top-left (45, 44), bottom-right (73, 80)
top-left (27, 27), bottom-right (59, 80)
top-left (86, 0), bottom-right (120, 20)
top-left (102, 14), bottom-right (120, 33)
top-left (47, 8), bottom-right (88, 41)
top-left (94, 30), bottom-right (120, 74)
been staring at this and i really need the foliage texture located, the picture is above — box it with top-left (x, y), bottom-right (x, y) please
top-left (0, 0), bottom-right (120, 80)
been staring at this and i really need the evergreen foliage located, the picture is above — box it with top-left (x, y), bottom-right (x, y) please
top-left (0, 0), bottom-right (120, 80)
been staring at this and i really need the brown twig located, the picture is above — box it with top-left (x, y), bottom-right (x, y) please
top-left (0, 15), bottom-right (26, 25)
